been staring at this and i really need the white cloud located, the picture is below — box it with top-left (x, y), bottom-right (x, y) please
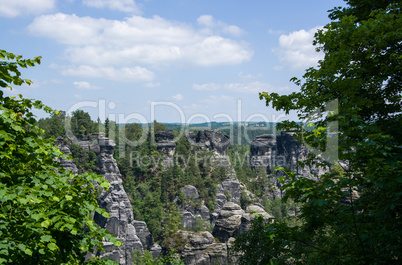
top-left (201, 95), bottom-right (234, 105)
top-left (83, 0), bottom-right (141, 13)
top-left (194, 81), bottom-right (288, 94)
top-left (193, 83), bottom-right (221, 91)
top-left (238, 72), bottom-right (262, 79)
top-left (0, 0), bottom-right (55, 17)
top-left (273, 26), bottom-right (324, 70)
top-left (144, 82), bottom-right (160, 88)
top-left (61, 65), bottom-right (155, 82)
top-left (73, 81), bottom-right (101, 90)
top-left (197, 15), bottom-right (244, 37)
top-left (28, 13), bottom-right (252, 68)
top-left (172, 93), bottom-right (183, 101)
top-left (223, 81), bottom-right (273, 94)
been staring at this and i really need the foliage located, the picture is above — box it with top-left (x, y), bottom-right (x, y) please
top-left (231, 215), bottom-right (281, 265)
top-left (69, 143), bottom-right (98, 173)
top-left (68, 110), bottom-right (98, 139)
top-left (131, 249), bottom-right (184, 265)
top-left (36, 111), bottom-right (66, 138)
top-left (119, 130), bottom-right (229, 241)
top-left (236, 1), bottom-right (402, 264)
top-left (228, 145), bottom-right (269, 199)
top-left (0, 50), bottom-right (120, 264)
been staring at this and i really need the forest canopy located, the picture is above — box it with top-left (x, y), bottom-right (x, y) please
top-left (234, 0), bottom-right (401, 264)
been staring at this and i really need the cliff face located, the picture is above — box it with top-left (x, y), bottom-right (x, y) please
top-left (58, 136), bottom-right (151, 265)
top-left (155, 130), bottom-right (176, 157)
top-left (187, 130), bottom-right (230, 156)
top-left (55, 139), bottom-right (78, 175)
top-left (93, 137), bottom-right (148, 264)
top-left (249, 131), bottom-right (327, 199)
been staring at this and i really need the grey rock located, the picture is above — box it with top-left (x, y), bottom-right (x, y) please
top-left (181, 211), bottom-right (196, 229)
top-left (179, 186), bottom-right (211, 228)
top-left (212, 202), bottom-right (245, 243)
top-left (150, 243), bottom-right (162, 259)
top-left (181, 185), bottom-right (200, 200)
top-left (155, 130), bottom-right (176, 157)
top-left (93, 137), bottom-right (149, 265)
top-left (249, 132), bottom-right (327, 199)
top-left (166, 231), bottom-right (235, 265)
top-left (133, 221), bottom-right (153, 250)
top-left (240, 204), bottom-right (273, 234)
top-left (221, 180), bottom-right (241, 204)
top-left (55, 144), bottom-right (78, 175)
top-left (187, 130), bottom-right (230, 156)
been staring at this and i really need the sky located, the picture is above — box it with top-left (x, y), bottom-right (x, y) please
top-left (0, 0), bottom-right (346, 124)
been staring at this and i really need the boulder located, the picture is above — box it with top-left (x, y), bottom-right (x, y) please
top-left (165, 231), bottom-right (234, 265)
top-left (181, 185), bottom-right (200, 200)
top-left (212, 202), bottom-right (244, 243)
top-left (240, 204), bottom-right (274, 233)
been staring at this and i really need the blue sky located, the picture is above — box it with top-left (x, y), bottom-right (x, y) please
top-left (0, 0), bottom-right (346, 124)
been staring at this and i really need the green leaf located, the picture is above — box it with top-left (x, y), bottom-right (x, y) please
top-left (40, 235), bottom-right (52, 242)
top-left (41, 219), bottom-right (51, 228)
top-left (47, 243), bottom-right (57, 251)
top-left (101, 211), bottom-right (110, 218)
top-left (101, 181), bottom-right (109, 189)
top-left (24, 248), bottom-right (33, 256)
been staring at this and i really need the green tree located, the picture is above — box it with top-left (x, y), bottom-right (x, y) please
top-left (36, 111), bottom-right (66, 138)
top-left (0, 50), bottom-right (121, 264)
top-left (104, 118), bottom-right (109, 138)
top-left (235, 1), bottom-right (402, 264)
top-left (131, 249), bottom-right (184, 265)
top-left (70, 110), bottom-right (96, 139)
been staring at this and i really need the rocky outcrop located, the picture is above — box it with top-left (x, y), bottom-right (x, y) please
top-left (240, 204), bottom-right (273, 233)
top-left (155, 130), bottom-right (176, 157)
top-left (212, 202), bottom-right (272, 243)
top-left (55, 138), bottom-right (78, 175)
top-left (164, 231), bottom-right (235, 265)
top-left (92, 137), bottom-right (149, 265)
top-left (249, 132), bottom-right (328, 199)
top-left (221, 180), bottom-right (241, 204)
top-left (133, 221), bottom-right (153, 251)
top-left (56, 136), bottom-right (151, 264)
top-left (212, 202), bottom-right (245, 243)
top-left (187, 130), bottom-right (230, 156)
top-left (249, 134), bottom-right (277, 173)
top-left (179, 185), bottom-right (210, 229)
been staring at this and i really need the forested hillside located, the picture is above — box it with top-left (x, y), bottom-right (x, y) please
top-left (36, 113), bottom-right (291, 242)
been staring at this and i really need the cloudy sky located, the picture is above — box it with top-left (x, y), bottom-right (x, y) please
top-left (0, 0), bottom-right (345, 124)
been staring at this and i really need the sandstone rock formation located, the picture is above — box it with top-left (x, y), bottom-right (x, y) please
top-left (212, 202), bottom-right (245, 243)
top-left (179, 185), bottom-right (210, 229)
top-left (187, 130), bottom-right (230, 156)
top-left (249, 131), bottom-right (326, 199)
top-left (164, 230), bottom-right (236, 265)
top-left (55, 138), bottom-right (78, 175)
top-left (92, 137), bottom-right (150, 265)
top-left (155, 130), bottom-right (176, 157)
top-left (239, 204), bottom-right (274, 233)
top-left (212, 202), bottom-right (272, 244)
